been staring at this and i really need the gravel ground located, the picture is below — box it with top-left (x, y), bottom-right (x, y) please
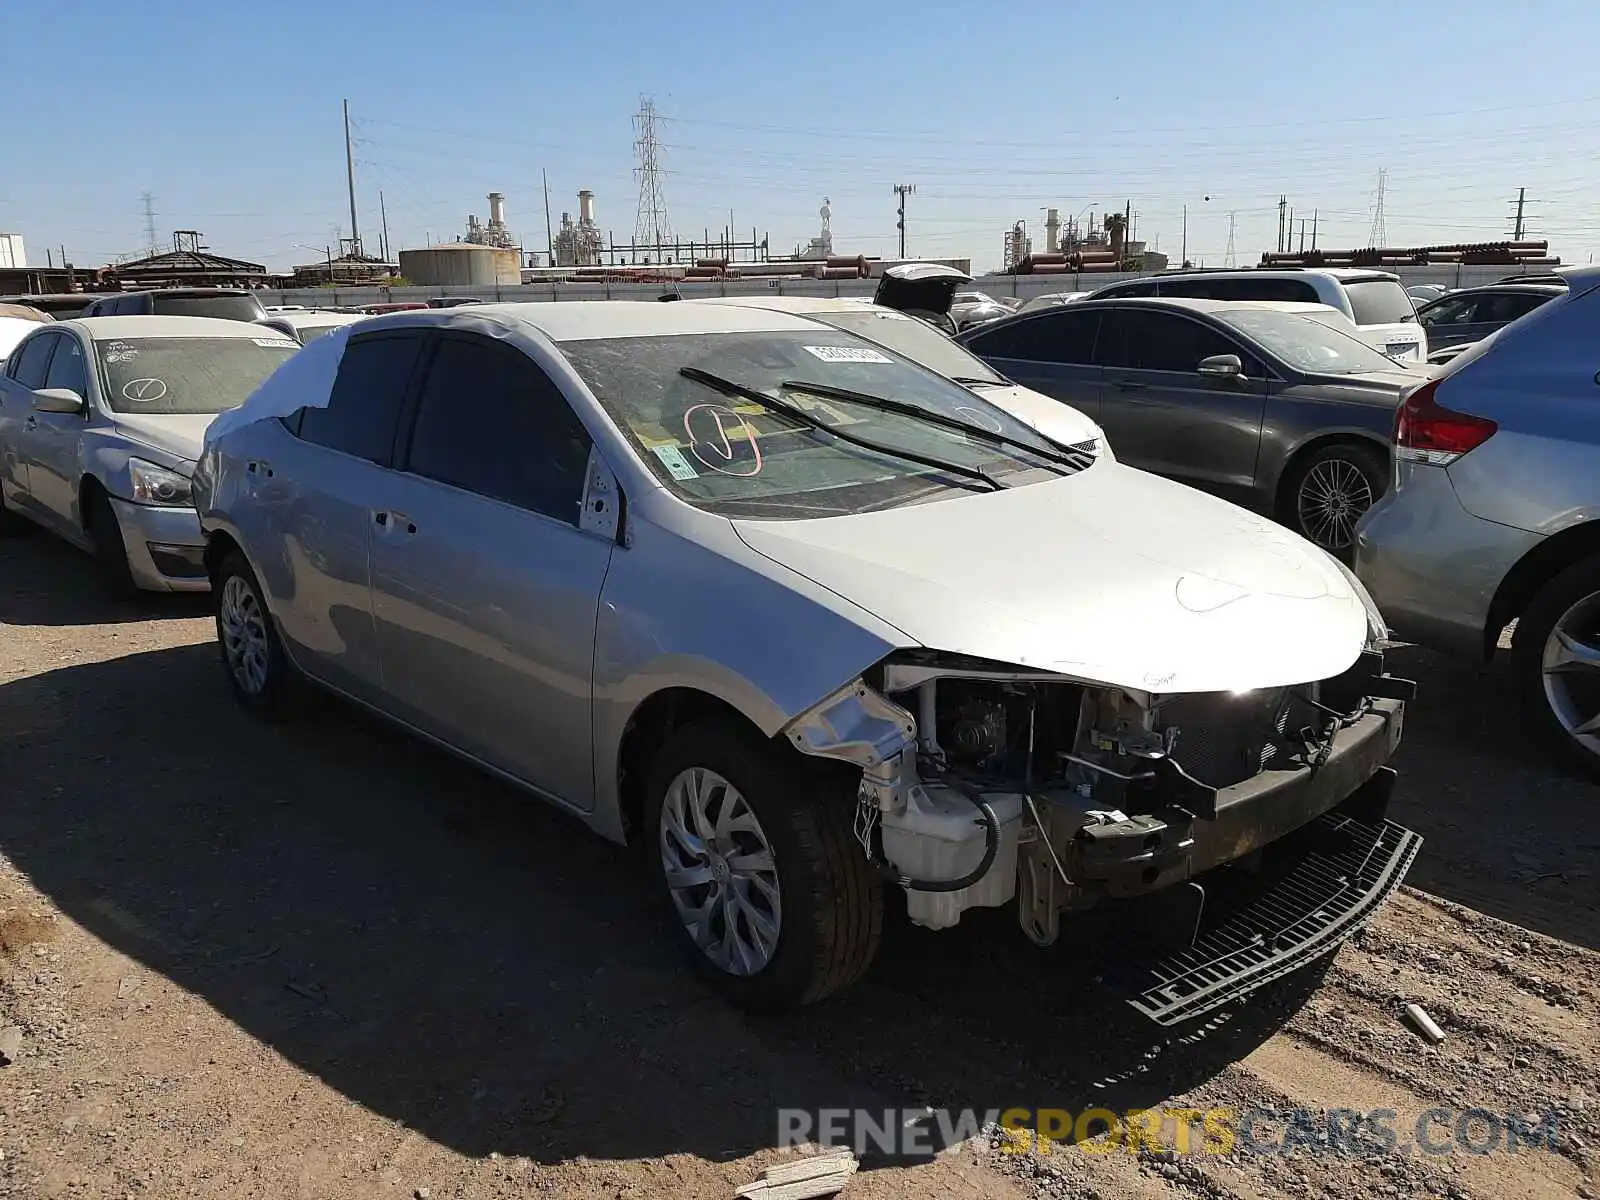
top-left (1, 530), bottom-right (1596, 1200)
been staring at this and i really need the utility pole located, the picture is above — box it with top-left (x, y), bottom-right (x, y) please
top-left (1181, 205), bottom-right (1187, 267)
top-left (1312, 209), bottom-right (1319, 250)
top-left (542, 168), bottom-right (555, 267)
top-left (343, 98), bottom-right (361, 256)
top-left (141, 192), bottom-right (159, 257)
top-left (378, 190), bottom-right (390, 262)
top-left (1512, 186), bottom-right (1527, 239)
top-left (1299, 219), bottom-right (1307, 253)
top-left (894, 184), bottom-right (915, 258)
top-left (1277, 195), bottom-right (1287, 253)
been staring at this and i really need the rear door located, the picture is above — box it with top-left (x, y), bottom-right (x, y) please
top-left (367, 331), bottom-right (614, 809)
top-left (260, 329), bottom-right (428, 702)
top-left (1093, 307), bottom-right (1270, 505)
top-left (960, 308), bottom-right (1104, 419)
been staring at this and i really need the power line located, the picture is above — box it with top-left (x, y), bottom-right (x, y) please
top-left (632, 96), bottom-right (674, 252)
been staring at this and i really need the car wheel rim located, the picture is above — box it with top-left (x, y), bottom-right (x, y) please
top-left (1540, 591), bottom-right (1600, 754)
top-left (1297, 458), bottom-right (1374, 551)
top-left (659, 766), bottom-right (782, 978)
top-left (219, 575), bottom-right (271, 696)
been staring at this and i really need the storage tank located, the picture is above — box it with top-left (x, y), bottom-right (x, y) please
top-left (398, 243), bottom-right (520, 286)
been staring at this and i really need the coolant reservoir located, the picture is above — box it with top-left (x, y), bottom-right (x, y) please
top-left (881, 786), bottom-right (1024, 930)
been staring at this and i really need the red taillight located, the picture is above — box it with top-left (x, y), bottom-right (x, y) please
top-left (1393, 379), bottom-right (1497, 466)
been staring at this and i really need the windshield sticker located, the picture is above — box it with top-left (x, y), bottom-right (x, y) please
top-left (953, 405), bottom-right (1005, 433)
top-left (121, 378), bottom-right (168, 404)
top-left (651, 444), bottom-right (700, 481)
top-left (801, 344), bottom-right (893, 364)
top-left (253, 337), bottom-right (297, 348)
top-left (103, 341), bottom-right (138, 364)
top-left (683, 403), bottom-right (764, 477)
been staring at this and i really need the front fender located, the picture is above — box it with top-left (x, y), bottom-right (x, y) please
top-left (83, 433), bottom-right (186, 505)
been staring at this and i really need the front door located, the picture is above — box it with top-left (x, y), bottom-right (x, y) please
top-left (27, 332), bottom-right (95, 529)
top-left (1093, 308), bottom-right (1269, 506)
top-left (368, 331), bottom-right (614, 810)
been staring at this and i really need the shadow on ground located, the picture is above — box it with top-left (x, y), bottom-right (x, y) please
top-left (0, 641), bottom-right (1314, 1168)
top-left (0, 531), bottom-right (210, 626)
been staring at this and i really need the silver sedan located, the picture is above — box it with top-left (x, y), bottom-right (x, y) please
top-left (0, 315), bottom-right (299, 595)
top-left (195, 301), bottom-right (1417, 1015)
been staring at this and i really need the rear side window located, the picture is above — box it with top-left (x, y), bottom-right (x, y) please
top-left (8, 332), bottom-right (58, 388)
top-left (1481, 292), bottom-right (1553, 323)
top-left (964, 310), bottom-right (1100, 364)
top-left (1343, 279), bottom-right (1416, 325)
top-left (152, 293), bottom-right (266, 322)
top-left (296, 332), bottom-right (425, 464)
top-left (403, 335), bottom-right (592, 525)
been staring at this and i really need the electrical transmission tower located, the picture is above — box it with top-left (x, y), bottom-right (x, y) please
top-left (141, 193), bottom-right (159, 257)
top-left (1367, 169), bottom-right (1388, 247)
top-left (894, 183), bottom-right (915, 257)
top-left (632, 96), bottom-right (674, 254)
top-left (1224, 211), bottom-right (1237, 266)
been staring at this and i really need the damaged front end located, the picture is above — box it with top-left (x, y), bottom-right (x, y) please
top-left (784, 647), bottom-right (1422, 1023)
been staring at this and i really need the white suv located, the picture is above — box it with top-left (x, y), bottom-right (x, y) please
top-left (1086, 268), bottom-right (1428, 364)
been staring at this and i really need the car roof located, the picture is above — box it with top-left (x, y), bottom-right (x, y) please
top-left (66, 315), bottom-right (295, 339)
top-left (1427, 283), bottom-right (1566, 298)
top-left (358, 299), bottom-right (824, 342)
top-left (1132, 267), bottom-right (1400, 283)
top-left (683, 295), bottom-right (878, 315)
top-left (1221, 299), bottom-right (1352, 317)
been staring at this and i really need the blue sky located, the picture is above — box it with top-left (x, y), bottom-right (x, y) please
top-left (6, 0), bottom-right (1598, 274)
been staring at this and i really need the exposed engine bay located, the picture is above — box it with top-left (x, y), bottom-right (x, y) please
top-left (785, 646), bottom-right (1416, 948)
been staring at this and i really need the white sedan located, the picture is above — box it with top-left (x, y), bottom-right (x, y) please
top-left (0, 315), bottom-right (299, 595)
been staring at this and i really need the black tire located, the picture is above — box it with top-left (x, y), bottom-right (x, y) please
top-left (1510, 555), bottom-right (1600, 779)
top-left (642, 718), bottom-right (883, 1011)
top-left (1280, 441), bottom-right (1388, 558)
top-left (83, 487), bottom-right (140, 600)
top-left (212, 549), bottom-right (300, 721)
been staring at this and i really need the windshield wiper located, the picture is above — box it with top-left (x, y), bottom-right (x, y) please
top-left (779, 379), bottom-right (1091, 474)
top-left (950, 375), bottom-right (1006, 388)
top-left (677, 367), bottom-right (1003, 493)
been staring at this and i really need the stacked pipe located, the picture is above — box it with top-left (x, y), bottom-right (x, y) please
top-left (825, 255), bottom-right (870, 278)
top-left (1260, 240), bottom-right (1552, 268)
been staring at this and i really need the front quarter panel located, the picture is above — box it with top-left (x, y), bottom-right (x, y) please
top-left (1258, 381), bottom-right (1398, 497)
top-left (590, 509), bottom-right (915, 842)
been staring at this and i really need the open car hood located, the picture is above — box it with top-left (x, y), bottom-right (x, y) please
top-left (732, 463), bottom-right (1370, 696)
top-left (873, 263), bottom-right (973, 318)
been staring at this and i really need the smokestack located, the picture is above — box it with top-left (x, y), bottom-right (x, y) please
top-left (578, 189), bottom-right (595, 225)
top-left (487, 191), bottom-right (506, 226)
top-left (1045, 208), bottom-right (1060, 254)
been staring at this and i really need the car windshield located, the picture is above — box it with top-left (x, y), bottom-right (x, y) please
top-left (558, 330), bottom-right (1070, 519)
top-left (94, 336), bottom-right (300, 414)
top-left (1214, 309), bottom-right (1404, 375)
top-left (806, 308), bottom-right (1008, 385)
top-left (1343, 278), bottom-right (1417, 325)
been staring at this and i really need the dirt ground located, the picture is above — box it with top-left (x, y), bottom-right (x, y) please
top-left (1, 531), bottom-right (1597, 1200)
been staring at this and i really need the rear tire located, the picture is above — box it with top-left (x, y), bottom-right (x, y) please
top-left (213, 549), bottom-right (300, 721)
top-left (643, 719), bottom-right (883, 1011)
top-left (84, 488), bottom-right (140, 600)
top-left (1511, 555), bottom-right (1600, 780)
top-left (1281, 442), bottom-right (1388, 558)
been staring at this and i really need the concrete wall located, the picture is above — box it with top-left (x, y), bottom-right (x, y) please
top-left (260, 262), bottom-right (1561, 311)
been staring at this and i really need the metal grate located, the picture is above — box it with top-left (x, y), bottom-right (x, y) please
top-left (1115, 814), bottom-right (1422, 1026)
top-left (1160, 688), bottom-right (1294, 788)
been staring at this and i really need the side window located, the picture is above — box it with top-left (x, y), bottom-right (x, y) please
top-left (43, 336), bottom-right (88, 397)
top-left (964, 310), bottom-right (1100, 364)
top-left (8, 333), bottom-right (58, 389)
top-left (295, 332), bottom-right (425, 464)
top-left (1153, 278), bottom-right (1217, 299)
top-left (1098, 310), bottom-right (1263, 376)
top-left (403, 335), bottom-right (593, 525)
top-left (1418, 296), bottom-right (1476, 327)
top-left (1482, 293), bottom-right (1548, 323)
top-left (1103, 279), bottom-right (1157, 298)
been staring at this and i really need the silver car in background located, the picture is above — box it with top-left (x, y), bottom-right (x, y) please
top-left (0, 316), bottom-right (299, 594)
top-left (194, 301), bottom-right (1417, 1019)
top-left (1356, 265), bottom-right (1600, 775)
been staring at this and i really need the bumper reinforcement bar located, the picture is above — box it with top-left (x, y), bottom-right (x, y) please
top-left (1111, 811), bottom-right (1422, 1026)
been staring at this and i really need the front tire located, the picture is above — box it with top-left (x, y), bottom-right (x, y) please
top-left (1511, 555), bottom-right (1600, 779)
top-left (213, 550), bottom-right (299, 721)
top-left (1282, 442), bottom-right (1388, 557)
top-left (643, 719), bottom-right (883, 1011)
top-left (84, 488), bottom-right (140, 600)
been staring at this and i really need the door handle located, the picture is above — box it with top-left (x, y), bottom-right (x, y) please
top-left (372, 509), bottom-right (417, 535)
top-left (23, 416), bottom-right (37, 431)
top-left (246, 459), bottom-right (274, 478)
top-left (1110, 379), bottom-right (1146, 392)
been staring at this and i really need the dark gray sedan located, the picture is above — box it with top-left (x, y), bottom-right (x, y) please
top-left (957, 297), bottom-right (1430, 553)
top-left (1414, 282), bottom-right (1564, 353)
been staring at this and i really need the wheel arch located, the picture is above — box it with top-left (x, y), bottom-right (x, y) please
top-left (1484, 520), bottom-right (1600, 659)
top-left (1271, 430), bottom-right (1391, 519)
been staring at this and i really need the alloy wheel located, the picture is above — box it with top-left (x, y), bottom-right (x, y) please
top-left (1297, 457), bottom-right (1375, 552)
top-left (1539, 590), bottom-right (1600, 756)
top-left (218, 574), bottom-right (271, 696)
top-left (659, 766), bottom-right (782, 977)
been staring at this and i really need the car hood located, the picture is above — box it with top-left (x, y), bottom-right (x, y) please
top-left (111, 412), bottom-right (219, 466)
top-left (967, 382), bottom-right (1103, 447)
top-left (731, 463), bottom-right (1369, 695)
